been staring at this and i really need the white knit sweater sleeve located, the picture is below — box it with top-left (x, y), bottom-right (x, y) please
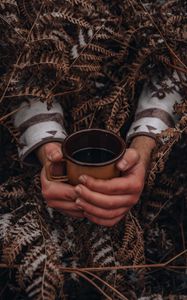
top-left (14, 76), bottom-right (182, 162)
top-left (126, 76), bottom-right (182, 142)
top-left (13, 99), bottom-right (67, 162)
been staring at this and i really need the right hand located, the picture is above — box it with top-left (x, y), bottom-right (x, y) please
top-left (36, 142), bottom-right (84, 218)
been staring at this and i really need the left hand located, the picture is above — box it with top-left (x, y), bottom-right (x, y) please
top-left (74, 148), bottom-right (147, 227)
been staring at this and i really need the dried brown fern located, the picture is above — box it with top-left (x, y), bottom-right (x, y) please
top-left (0, 0), bottom-right (187, 299)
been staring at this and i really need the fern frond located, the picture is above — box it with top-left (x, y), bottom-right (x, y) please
top-left (17, 52), bottom-right (68, 73)
top-left (0, 182), bottom-right (25, 201)
top-left (96, 85), bottom-right (126, 108)
top-left (25, 276), bottom-right (43, 299)
top-left (0, 0), bottom-right (17, 11)
top-left (118, 214), bottom-right (144, 265)
top-left (72, 98), bottom-right (96, 120)
top-left (24, 241), bottom-right (62, 300)
top-left (174, 100), bottom-right (187, 115)
top-left (16, 0), bottom-right (39, 27)
top-left (3, 210), bottom-right (41, 264)
top-left (87, 43), bottom-right (117, 57)
top-left (166, 16), bottom-right (186, 28)
top-left (73, 63), bottom-right (101, 73)
top-left (18, 244), bottom-right (46, 283)
top-left (127, 47), bottom-right (152, 97)
top-left (4, 86), bottom-right (49, 100)
top-left (29, 31), bottom-right (66, 52)
top-left (103, 25), bottom-right (124, 40)
top-left (0, 13), bottom-right (20, 34)
top-left (0, 213), bottom-right (13, 240)
top-left (106, 96), bottom-right (122, 131)
top-left (79, 53), bottom-right (104, 62)
top-left (38, 9), bottom-right (90, 29)
top-left (0, 177), bottom-right (26, 209)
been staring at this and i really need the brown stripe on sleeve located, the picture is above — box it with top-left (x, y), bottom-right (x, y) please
top-left (135, 108), bottom-right (175, 127)
top-left (18, 113), bottom-right (65, 135)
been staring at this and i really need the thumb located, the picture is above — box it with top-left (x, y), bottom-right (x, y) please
top-left (44, 142), bottom-right (63, 162)
top-left (116, 148), bottom-right (140, 172)
top-left (44, 143), bottom-right (64, 179)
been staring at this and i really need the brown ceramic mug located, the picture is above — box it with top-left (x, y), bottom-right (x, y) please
top-left (46, 128), bottom-right (126, 185)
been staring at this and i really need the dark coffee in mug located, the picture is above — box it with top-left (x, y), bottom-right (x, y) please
top-left (72, 147), bottom-right (115, 164)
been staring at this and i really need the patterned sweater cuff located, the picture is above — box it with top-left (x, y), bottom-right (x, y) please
top-left (126, 75), bottom-right (182, 143)
top-left (14, 100), bottom-right (67, 162)
top-left (126, 108), bottom-right (175, 142)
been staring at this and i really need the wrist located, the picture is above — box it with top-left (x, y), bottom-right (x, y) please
top-left (129, 135), bottom-right (156, 168)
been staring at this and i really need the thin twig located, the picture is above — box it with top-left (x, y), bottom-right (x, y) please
top-left (72, 271), bottom-right (113, 300)
top-left (83, 271), bottom-right (129, 300)
top-left (0, 98), bottom-right (40, 123)
top-left (147, 199), bottom-right (170, 226)
top-left (0, 15), bottom-right (26, 42)
top-left (0, 249), bottom-right (186, 271)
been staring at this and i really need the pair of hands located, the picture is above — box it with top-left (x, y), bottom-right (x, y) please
top-left (37, 136), bottom-right (155, 227)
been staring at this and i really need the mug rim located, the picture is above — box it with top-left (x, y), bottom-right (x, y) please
top-left (62, 128), bottom-right (126, 167)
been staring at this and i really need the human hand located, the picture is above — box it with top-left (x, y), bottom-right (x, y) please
top-left (36, 142), bottom-right (84, 218)
top-left (74, 136), bottom-right (156, 226)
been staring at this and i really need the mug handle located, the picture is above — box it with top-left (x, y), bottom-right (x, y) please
top-left (45, 159), bottom-right (69, 182)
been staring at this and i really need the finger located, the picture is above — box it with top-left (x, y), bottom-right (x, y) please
top-left (75, 184), bottom-right (137, 209)
top-left (43, 143), bottom-right (64, 177)
top-left (78, 174), bottom-right (143, 195)
top-left (46, 199), bottom-right (82, 211)
top-left (45, 142), bottom-right (63, 162)
top-left (76, 198), bottom-right (129, 219)
top-left (84, 213), bottom-right (125, 227)
top-left (41, 167), bottom-right (77, 200)
top-left (116, 148), bottom-right (140, 172)
top-left (56, 209), bottom-right (85, 219)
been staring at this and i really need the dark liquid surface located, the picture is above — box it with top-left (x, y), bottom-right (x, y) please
top-left (72, 147), bottom-right (115, 164)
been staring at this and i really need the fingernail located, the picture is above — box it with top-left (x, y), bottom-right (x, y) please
top-left (118, 160), bottom-right (128, 170)
top-left (75, 185), bottom-right (82, 194)
top-left (76, 199), bottom-right (82, 207)
top-left (76, 199), bottom-right (83, 210)
top-left (79, 175), bottom-right (87, 184)
top-left (47, 150), bottom-right (61, 161)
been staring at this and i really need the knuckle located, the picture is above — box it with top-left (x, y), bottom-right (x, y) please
top-left (63, 189), bottom-right (72, 200)
top-left (129, 148), bottom-right (140, 162)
